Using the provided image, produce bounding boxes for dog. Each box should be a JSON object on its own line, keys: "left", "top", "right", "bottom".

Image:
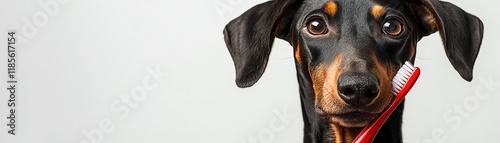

{"left": 223, "top": 0, "right": 483, "bottom": 142}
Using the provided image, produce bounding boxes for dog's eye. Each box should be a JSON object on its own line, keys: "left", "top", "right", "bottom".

{"left": 307, "top": 19, "right": 328, "bottom": 35}
{"left": 382, "top": 20, "right": 403, "bottom": 36}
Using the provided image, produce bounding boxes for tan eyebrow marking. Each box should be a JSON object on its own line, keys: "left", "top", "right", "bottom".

{"left": 324, "top": 1, "right": 338, "bottom": 17}
{"left": 371, "top": 4, "right": 385, "bottom": 19}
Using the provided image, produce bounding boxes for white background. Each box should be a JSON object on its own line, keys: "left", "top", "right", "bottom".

{"left": 0, "top": 0, "right": 498, "bottom": 143}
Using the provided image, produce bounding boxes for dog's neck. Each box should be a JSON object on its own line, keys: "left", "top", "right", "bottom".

{"left": 329, "top": 124, "right": 364, "bottom": 143}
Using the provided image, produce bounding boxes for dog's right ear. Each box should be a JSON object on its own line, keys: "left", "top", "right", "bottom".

{"left": 223, "top": 0, "right": 303, "bottom": 88}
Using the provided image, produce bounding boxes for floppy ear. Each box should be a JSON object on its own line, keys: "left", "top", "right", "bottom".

{"left": 411, "top": 0, "right": 484, "bottom": 81}
{"left": 223, "top": 0, "right": 302, "bottom": 88}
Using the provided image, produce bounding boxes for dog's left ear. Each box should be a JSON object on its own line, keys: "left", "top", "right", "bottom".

{"left": 223, "top": 0, "right": 302, "bottom": 88}
{"left": 411, "top": 0, "right": 484, "bottom": 81}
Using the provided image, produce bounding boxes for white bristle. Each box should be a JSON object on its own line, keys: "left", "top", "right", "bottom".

{"left": 392, "top": 61, "right": 416, "bottom": 94}
{"left": 405, "top": 62, "right": 415, "bottom": 70}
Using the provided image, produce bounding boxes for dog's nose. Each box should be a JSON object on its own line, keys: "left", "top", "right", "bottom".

{"left": 337, "top": 72, "right": 380, "bottom": 106}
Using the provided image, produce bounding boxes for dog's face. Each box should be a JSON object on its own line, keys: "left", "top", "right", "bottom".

{"left": 292, "top": 0, "right": 420, "bottom": 127}
{"left": 224, "top": 0, "right": 482, "bottom": 128}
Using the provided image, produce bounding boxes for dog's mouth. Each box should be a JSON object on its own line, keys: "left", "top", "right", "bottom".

{"left": 316, "top": 107, "right": 379, "bottom": 127}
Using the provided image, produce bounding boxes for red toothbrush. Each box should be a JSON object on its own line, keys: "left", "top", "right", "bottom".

{"left": 353, "top": 61, "right": 421, "bottom": 143}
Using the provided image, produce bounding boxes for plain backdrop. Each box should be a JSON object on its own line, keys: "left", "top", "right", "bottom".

{"left": 0, "top": 0, "right": 498, "bottom": 143}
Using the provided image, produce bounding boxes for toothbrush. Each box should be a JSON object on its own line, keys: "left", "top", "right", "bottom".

{"left": 353, "top": 61, "right": 421, "bottom": 143}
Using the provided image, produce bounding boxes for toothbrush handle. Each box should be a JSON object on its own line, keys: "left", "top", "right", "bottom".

{"left": 352, "top": 93, "right": 405, "bottom": 143}
{"left": 353, "top": 68, "right": 420, "bottom": 143}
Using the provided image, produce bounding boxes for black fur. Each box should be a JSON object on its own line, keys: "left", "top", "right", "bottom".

{"left": 223, "top": 0, "right": 483, "bottom": 142}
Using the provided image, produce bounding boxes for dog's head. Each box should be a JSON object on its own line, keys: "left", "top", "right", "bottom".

{"left": 223, "top": 0, "right": 483, "bottom": 127}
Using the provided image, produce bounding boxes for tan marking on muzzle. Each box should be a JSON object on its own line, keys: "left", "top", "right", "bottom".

{"left": 310, "top": 54, "right": 343, "bottom": 113}
{"left": 295, "top": 42, "right": 303, "bottom": 65}
{"left": 369, "top": 53, "right": 396, "bottom": 110}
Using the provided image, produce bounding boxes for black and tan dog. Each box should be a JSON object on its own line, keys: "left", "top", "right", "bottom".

{"left": 223, "top": 0, "right": 483, "bottom": 142}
